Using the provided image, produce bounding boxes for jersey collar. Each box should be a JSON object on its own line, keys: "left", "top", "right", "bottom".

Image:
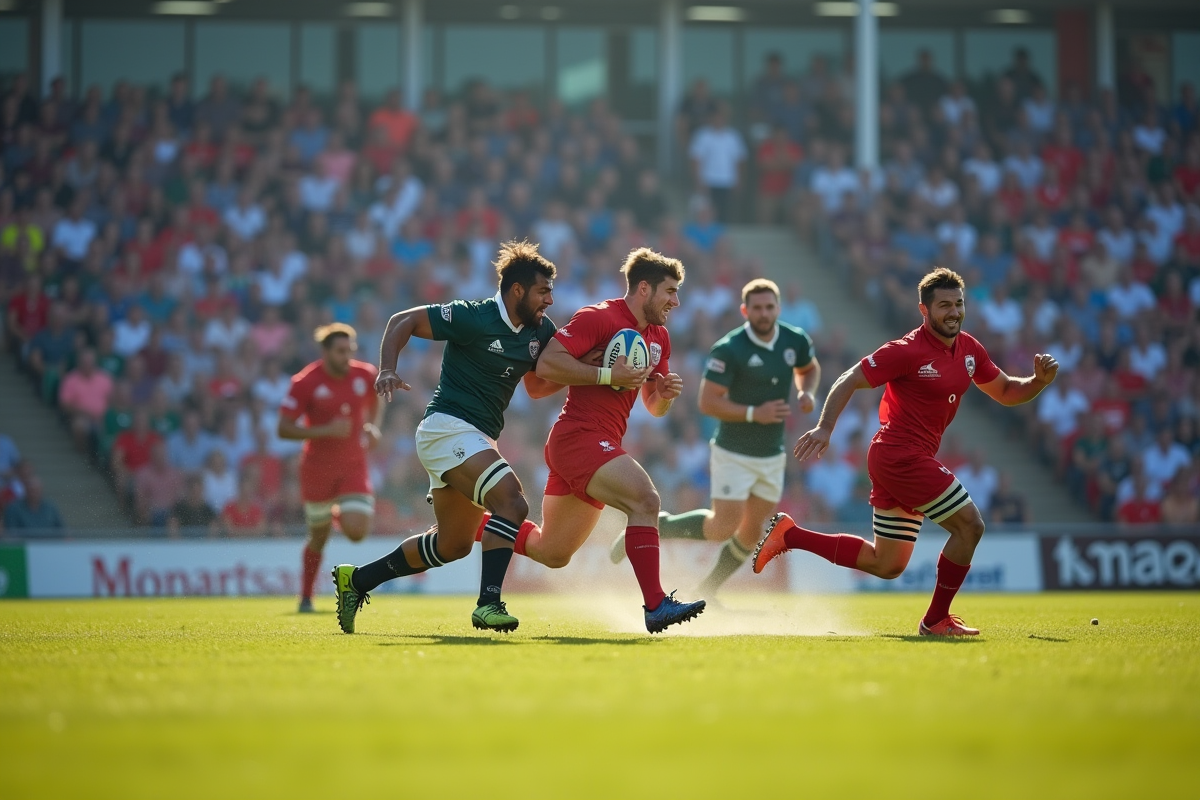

{"left": 493, "top": 291, "right": 523, "bottom": 333}
{"left": 918, "top": 323, "right": 956, "bottom": 354}
{"left": 743, "top": 322, "right": 780, "bottom": 351}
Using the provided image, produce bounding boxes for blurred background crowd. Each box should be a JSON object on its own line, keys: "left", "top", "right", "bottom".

{"left": 1, "top": 39, "right": 1197, "bottom": 534}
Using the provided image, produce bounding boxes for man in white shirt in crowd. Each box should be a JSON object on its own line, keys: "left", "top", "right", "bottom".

{"left": 368, "top": 160, "right": 423, "bottom": 239}
{"left": 936, "top": 206, "right": 978, "bottom": 261}
{"left": 203, "top": 303, "right": 249, "bottom": 354}
{"left": 112, "top": 303, "right": 152, "bottom": 358}
{"left": 223, "top": 189, "right": 266, "bottom": 242}
{"left": 804, "top": 442, "right": 858, "bottom": 516}
{"left": 963, "top": 142, "right": 1002, "bottom": 195}
{"left": 689, "top": 105, "right": 747, "bottom": 224}
{"left": 939, "top": 80, "right": 976, "bottom": 128}
{"left": 1128, "top": 322, "right": 1167, "bottom": 382}
{"left": 810, "top": 145, "right": 860, "bottom": 216}
{"left": 979, "top": 280, "right": 1024, "bottom": 344}
{"left": 531, "top": 199, "right": 578, "bottom": 261}
{"left": 1022, "top": 211, "right": 1059, "bottom": 261}
{"left": 1141, "top": 427, "right": 1192, "bottom": 494}
{"left": 956, "top": 450, "right": 999, "bottom": 515}
{"left": 1036, "top": 370, "right": 1090, "bottom": 441}
{"left": 1003, "top": 140, "right": 1044, "bottom": 191}
{"left": 1106, "top": 268, "right": 1157, "bottom": 319}
{"left": 51, "top": 196, "right": 97, "bottom": 266}
{"left": 1097, "top": 207, "right": 1135, "bottom": 265}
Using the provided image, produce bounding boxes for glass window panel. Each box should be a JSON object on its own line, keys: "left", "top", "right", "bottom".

{"left": 194, "top": 22, "right": 291, "bottom": 98}
{"left": 1173, "top": 32, "right": 1200, "bottom": 97}
{"left": 443, "top": 26, "right": 545, "bottom": 96}
{"left": 300, "top": 24, "right": 336, "bottom": 96}
{"left": 80, "top": 20, "right": 185, "bottom": 94}
{"left": 556, "top": 27, "right": 606, "bottom": 106}
{"left": 684, "top": 26, "right": 735, "bottom": 95}
{"left": 963, "top": 29, "right": 1056, "bottom": 97}
{"left": 879, "top": 30, "right": 956, "bottom": 82}
{"left": 0, "top": 18, "right": 29, "bottom": 79}
{"left": 743, "top": 29, "right": 847, "bottom": 85}
{"left": 631, "top": 27, "right": 657, "bottom": 84}
{"left": 356, "top": 23, "right": 402, "bottom": 102}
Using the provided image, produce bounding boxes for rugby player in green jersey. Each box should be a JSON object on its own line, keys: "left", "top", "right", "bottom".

{"left": 612, "top": 278, "right": 821, "bottom": 598}
{"left": 331, "top": 241, "right": 562, "bottom": 633}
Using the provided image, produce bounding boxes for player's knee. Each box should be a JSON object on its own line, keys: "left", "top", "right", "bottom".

{"left": 875, "top": 562, "right": 906, "bottom": 580}
{"left": 956, "top": 516, "right": 985, "bottom": 547}
{"left": 341, "top": 520, "right": 371, "bottom": 541}
{"left": 626, "top": 489, "right": 661, "bottom": 519}
{"left": 439, "top": 537, "right": 474, "bottom": 562}
{"left": 539, "top": 550, "right": 572, "bottom": 569}
{"left": 488, "top": 493, "right": 529, "bottom": 525}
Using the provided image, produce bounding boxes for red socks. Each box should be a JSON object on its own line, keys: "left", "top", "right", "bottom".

{"left": 475, "top": 512, "right": 538, "bottom": 556}
{"left": 923, "top": 553, "right": 971, "bottom": 626}
{"left": 300, "top": 545, "right": 322, "bottom": 600}
{"left": 624, "top": 526, "right": 667, "bottom": 610}
{"left": 784, "top": 526, "right": 866, "bottom": 569}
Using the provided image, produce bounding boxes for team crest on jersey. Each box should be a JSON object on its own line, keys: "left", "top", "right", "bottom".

{"left": 441, "top": 305, "right": 452, "bottom": 322}
{"left": 314, "top": 384, "right": 333, "bottom": 398}
{"left": 965, "top": 354, "right": 976, "bottom": 378}
{"left": 529, "top": 340, "right": 540, "bottom": 359}
{"left": 453, "top": 446, "right": 466, "bottom": 460}
{"left": 784, "top": 348, "right": 796, "bottom": 366}
{"left": 649, "top": 343, "right": 662, "bottom": 366}
{"left": 352, "top": 377, "right": 367, "bottom": 396}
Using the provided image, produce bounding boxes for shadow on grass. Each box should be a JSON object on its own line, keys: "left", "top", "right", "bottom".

{"left": 370, "top": 634, "right": 655, "bottom": 647}
{"left": 1026, "top": 635, "right": 1071, "bottom": 643}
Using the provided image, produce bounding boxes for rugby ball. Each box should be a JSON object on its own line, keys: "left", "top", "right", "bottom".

{"left": 603, "top": 328, "right": 649, "bottom": 391}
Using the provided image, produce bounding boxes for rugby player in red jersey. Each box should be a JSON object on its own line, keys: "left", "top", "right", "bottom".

{"left": 278, "top": 324, "right": 384, "bottom": 613}
{"left": 752, "top": 268, "right": 1059, "bottom": 635}
{"left": 474, "top": 248, "right": 706, "bottom": 633}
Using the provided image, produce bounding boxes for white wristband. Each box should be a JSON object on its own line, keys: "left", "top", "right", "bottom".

{"left": 745, "top": 405, "right": 755, "bottom": 423}
{"left": 597, "top": 367, "right": 612, "bottom": 386}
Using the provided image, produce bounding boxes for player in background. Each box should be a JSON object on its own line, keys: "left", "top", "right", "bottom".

{"left": 331, "top": 241, "right": 560, "bottom": 634}
{"left": 753, "top": 268, "right": 1058, "bottom": 635}
{"left": 611, "top": 278, "right": 820, "bottom": 600}
{"left": 278, "top": 324, "right": 385, "bottom": 613}
{"left": 474, "top": 248, "right": 707, "bottom": 633}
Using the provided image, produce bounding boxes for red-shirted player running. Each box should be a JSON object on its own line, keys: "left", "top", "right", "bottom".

{"left": 752, "top": 268, "right": 1059, "bottom": 635}
{"left": 278, "top": 324, "right": 384, "bottom": 612}
{"left": 477, "top": 248, "right": 706, "bottom": 633}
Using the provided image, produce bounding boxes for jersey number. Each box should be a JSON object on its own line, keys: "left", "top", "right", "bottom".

{"left": 501, "top": 366, "right": 513, "bottom": 378}
{"left": 948, "top": 394, "right": 957, "bottom": 404}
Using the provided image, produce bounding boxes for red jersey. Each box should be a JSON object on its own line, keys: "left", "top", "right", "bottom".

{"left": 552, "top": 299, "right": 671, "bottom": 441}
{"left": 859, "top": 326, "right": 1001, "bottom": 457}
{"left": 280, "top": 359, "right": 379, "bottom": 466}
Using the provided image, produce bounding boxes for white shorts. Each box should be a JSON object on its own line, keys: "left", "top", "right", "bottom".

{"left": 415, "top": 412, "right": 498, "bottom": 493}
{"left": 710, "top": 443, "right": 787, "bottom": 503}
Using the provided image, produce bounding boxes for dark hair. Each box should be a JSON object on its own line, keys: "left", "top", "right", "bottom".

{"left": 313, "top": 323, "right": 356, "bottom": 348}
{"left": 621, "top": 247, "right": 685, "bottom": 293}
{"left": 918, "top": 267, "right": 966, "bottom": 307}
{"left": 741, "top": 278, "right": 780, "bottom": 305}
{"left": 495, "top": 239, "right": 556, "bottom": 294}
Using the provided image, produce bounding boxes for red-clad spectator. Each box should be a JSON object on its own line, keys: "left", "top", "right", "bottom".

{"left": 454, "top": 187, "right": 501, "bottom": 239}
{"left": 123, "top": 218, "right": 165, "bottom": 274}
{"left": 185, "top": 181, "right": 219, "bottom": 230}
{"left": 1116, "top": 472, "right": 1161, "bottom": 525}
{"left": 1034, "top": 166, "right": 1069, "bottom": 213}
{"left": 193, "top": 276, "right": 238, "bottom": 322}
{"left": 1173, "top": 144, "right": 1200, "bottom": 202}
{"left": 996, "top": 172, "right": 1027, "bottom": 221}
{"left": 1058, "top": 212, "right": 1095, "bottom": 259}
{"left": 219, "top": 126, "right": 257, "bottom": 172}
{"left": 134, "top": 441, "right": 184, "bottom": 526}
{"left": 183, "top": 122, "right": 219, "bottom": 170}
{"left": 1128, "top": 242, "right": 1159, "bottom": 285}
{"left": 503, "top": 90, "right": 541, "bottom": 136}
{"left": 1041, "top": 126, "right": 1084, "bottom": 187}
{"left": 221, "top": 474, "right": 266, "bottom": 537}
{"left": 756, "top": 125, "right": 802, "bottom": 224}
{"left": 1016, "top": 238, "right": 1051, "bottom": 284}
{"left": 6, "top": 273, "right": 48, "bottom": 350}
{"left": 361, "top": 125, "right": 398, "bottom": 176}
{"left": 1089, "top": 376, "right": 1132, "bottom": 434}
{"left": 367, "top": 89, "right": 417, "bottom": 152}
{"left": 240, "top": 429, "right": 283, "bottom": 502}
{"left": 112, "top": 408, "right": 162, "bottom": 494}
{"left": 206, "top": 352, "right": 243, "bottom": 401}
{"left": 59, "top": 348, "right": 115, "bottom": 449}
{"left": 1159, "top": 272, "right": 1193, "bottom": 335}
{"left": 1173, "top": 211, "right": 1200, "bottom": 266}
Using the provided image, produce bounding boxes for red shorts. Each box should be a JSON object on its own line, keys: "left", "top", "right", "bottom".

{"left": 544, "top": 425, "right": 626, "bottom": 510}
{"left": 299, "top": 458, "right": 372, "bottom": 504}
{"left": 866, "top": 442, "right": 956, "bottom": 517}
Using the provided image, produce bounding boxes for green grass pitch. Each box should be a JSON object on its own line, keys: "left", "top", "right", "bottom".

{"left": 1, "top": 593, "right": 1197, "bottom": 799}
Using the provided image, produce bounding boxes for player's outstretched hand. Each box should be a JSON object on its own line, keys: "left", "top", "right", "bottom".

{"left": 1034, "top": 353, "right": 1059, "bottom": 385}
{"left": 754, "top": 399, "right": 791, "bottom": 423}
{"left": 793, "top": 426, "right": 831, "bottom": 462}
{"left": 375, "top": 368, "right": 411, "bottom": 401}
{"left": 652, "top": 372, "right": 683, "bottom": 401}
{"left": 611, "top": 356, "right": 651, "bottom": 390}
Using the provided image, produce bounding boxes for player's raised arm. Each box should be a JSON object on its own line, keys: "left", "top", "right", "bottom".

{"left": 976, "top": 353, "right": 1059, "bottom": 406}
{"left": 793, "top": 357, "right": 822, "bottom": 414}
{"left": 794, "top": 362, "right": 871, "bottom": 462}
{"left": 535, "top": 338, "right": 649, "bottom": 389}
{"left": 375, "top": 305, "right": 436, "bottom": 400}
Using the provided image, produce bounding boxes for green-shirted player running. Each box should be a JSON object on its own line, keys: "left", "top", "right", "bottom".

{"left": 331, "top": 241, "right": 563, "bottom": 634}
{"left": 612, "top": 278, "right": 821, "bottom": 598}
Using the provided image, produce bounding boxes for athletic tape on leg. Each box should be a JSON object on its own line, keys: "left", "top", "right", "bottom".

{"left": 915, "top": 479, "right": 973, "bottom": 524}
{"left": 416, "top": 531, "right": 446, "bottom": 568}
{"left": 873, "top": 509, "right": 922, "bottom": 542}
{"left": 473, "top": 460, "right": 513, "bottom": 507}
{"left": 483, "top": 514, "right": 520, "bottom": 543}
{"left": 304, "top": 501, "right": 334, "bottom": 526}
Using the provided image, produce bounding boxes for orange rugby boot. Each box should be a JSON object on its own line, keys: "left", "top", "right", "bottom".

{"left": 751, "top": 512, "right": 797, "bottom": 574}
{"left": 918, "top": 614, "right": 980, "bottom": 636}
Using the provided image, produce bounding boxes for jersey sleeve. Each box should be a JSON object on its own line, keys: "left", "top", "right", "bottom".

{"left": 652, "top": 334, "right": 671, "bottom": 378}
{"left": 703, "top": 341, "right": 734, "bottom": 388}
{"left": 279, "top": 374, "right": 310, "bottom": 422}
{"left": 426, "top": 300, "right": 485, "bottom": 345}
{"left": 360, "top": 364, "right": 380, "bottom": 417}
{"left": 970, "top": 340, "right": 1002, "bottom": 385}
{"left": 860, "top": 339, "right": 912, "bottom": 388}
{"left": 789, "top": 327, "right": 815, "bottom": 370}
{"left": 553, "top": 305, "right": 609, "bottom": 360}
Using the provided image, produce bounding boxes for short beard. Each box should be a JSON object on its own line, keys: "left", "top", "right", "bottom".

{"left": 930, "top": 317, "right": 961, "bottom": 339}
{"left": 643, "top": 300, "right": 666, "bottom": 326}
{"left": 750, "top": 319, "right": 776, "bottom": 337}
{"left": 516, "top": 297, "right": 541, "bottom": 327}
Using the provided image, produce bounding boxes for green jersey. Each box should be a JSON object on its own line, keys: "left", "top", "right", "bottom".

{"left": 703, "top": 322, "right": 814, "bottom": 457}
{"left": 424, "top": 293, "right": 556, "bottom": 440}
